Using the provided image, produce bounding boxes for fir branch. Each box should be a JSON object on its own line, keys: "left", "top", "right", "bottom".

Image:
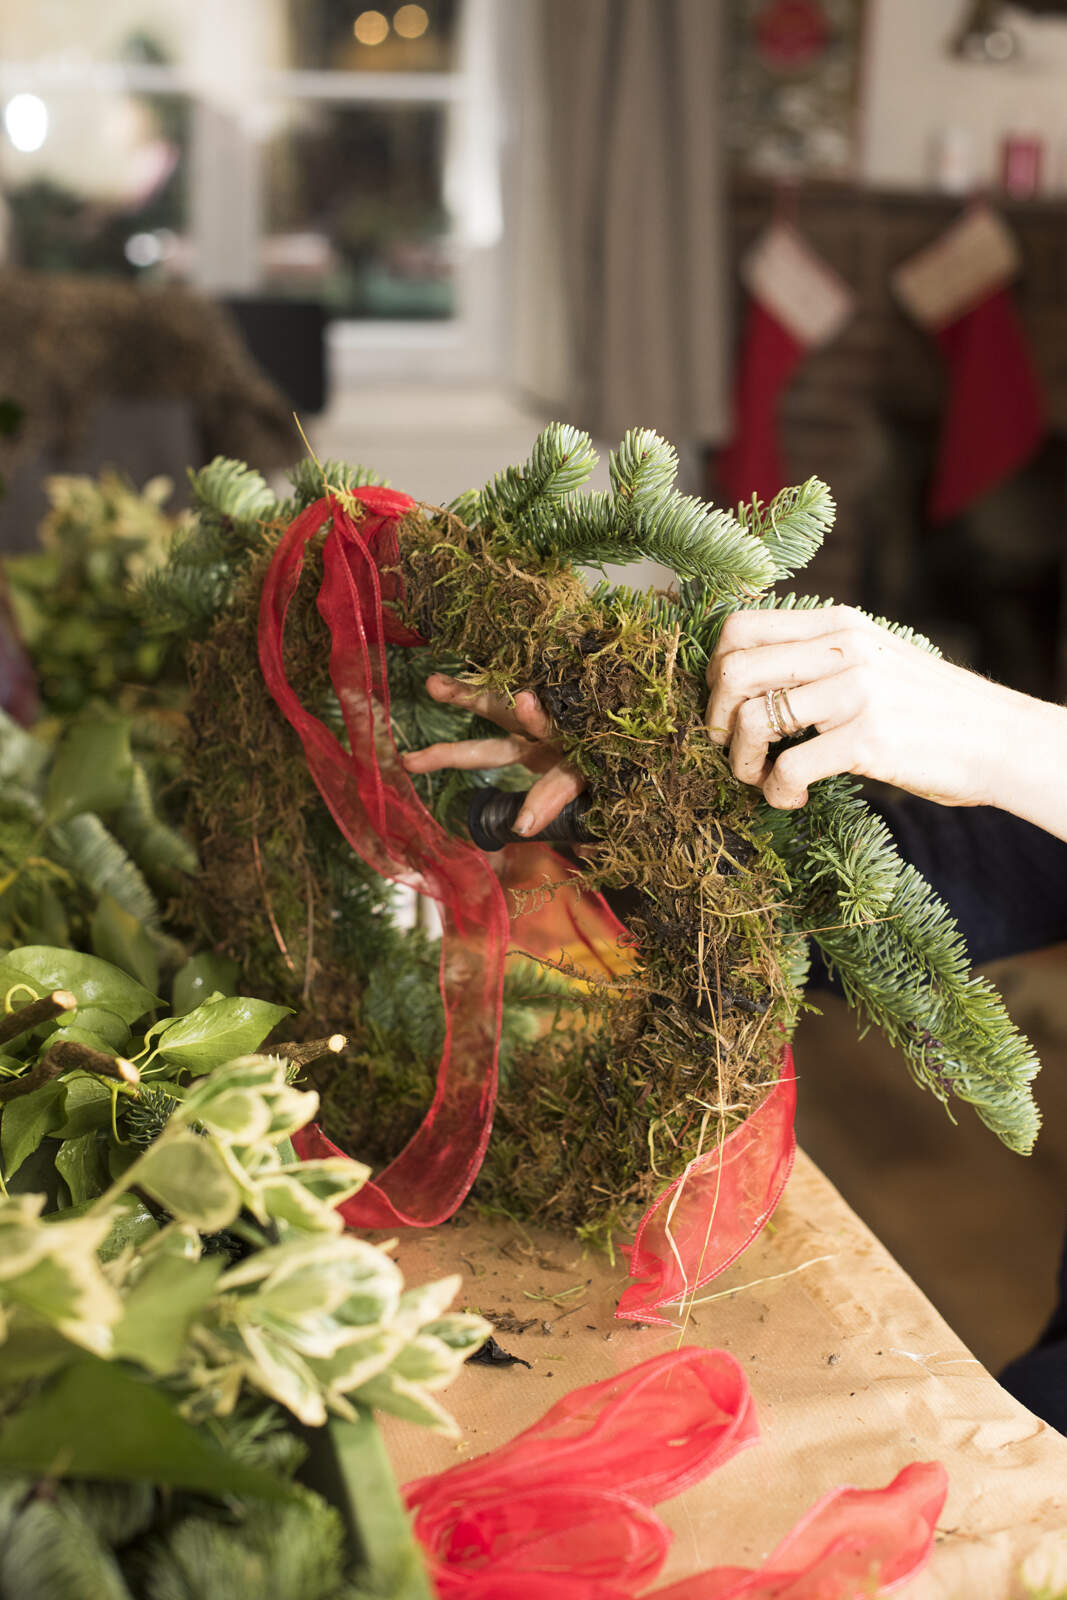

{"left": 289, "top": 458, "right": 388, "bottom": 509}
{"left": 190, "top": 458, "right": 276, "bottom": 526}
{"left": 479, "top": 423, "right": 598, "bottom": 528}
{"left": 112, "top": 763, "right": 198, "bottom": 884}
{"left": 629, "top": 491, "right": 776, "bottom": 592}
{"left": 740, "top": 478, "right": 836, "bottom": 583}
{"left": 765, "top": 781, "right": 1042, "bottom": 1154}
{"left": 515, "top": 491, "right": 620, "bottom": 565}
{"left": 608, "top": 428, "right": 680, "bottom": 513}
{"left": 47, "top": 813, "right": 160, "bottom": 930}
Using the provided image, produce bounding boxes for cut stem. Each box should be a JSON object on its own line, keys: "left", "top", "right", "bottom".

{"left": 0, "top": 989, "right": 77, "bottom": 1047}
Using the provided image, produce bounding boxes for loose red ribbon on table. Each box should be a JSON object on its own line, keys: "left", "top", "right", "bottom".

{"left": 406, "top": 1348, "right": 948, "bottom": 1599}
{"left": 259, "top": 488, "right": 799, "bottom": 1296}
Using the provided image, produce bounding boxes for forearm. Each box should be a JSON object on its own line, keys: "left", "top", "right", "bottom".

{"left": 982, "top": 689, "right": 1067, "bottom": 843}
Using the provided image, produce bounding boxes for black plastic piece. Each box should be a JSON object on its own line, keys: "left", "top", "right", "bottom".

{"left": 467, "top": 786, "right": 592, "bottom": 851}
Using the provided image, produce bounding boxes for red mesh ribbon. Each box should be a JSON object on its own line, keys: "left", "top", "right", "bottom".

{"left": 406, "top": 1349, "right": 946, "bottom": 1599}
{"left": 258, "top": 490, "right": 510, "bottom": 1228}
{"left": 651, "top": 1461, "right": 948, "bottom": 1600}
{"left": 617, "top": 1051, "right": 797, "bottom": 1325}
{"left": 406, "top": 1349, "right": 759, "bottom": 1598}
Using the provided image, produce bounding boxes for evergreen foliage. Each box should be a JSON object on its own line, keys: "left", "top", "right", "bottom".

{"left": 738, "top": 477, "right": 835, "bottom": 583}
{"left": 289, "top": 458, "right": 388, "bottom": 509}
{"left": 427, "top": 421, "right": 1041, "bottom": 1156}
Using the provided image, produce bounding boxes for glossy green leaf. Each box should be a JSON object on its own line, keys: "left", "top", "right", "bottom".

{"left": 97, "top": 1194, "right": 159, "bottom": 1261}
{"left": 64, "top": 1005, "right": 130, "bottom": 1050}
{"left": 89, "top": 893, "right": 160, "bottom": 994}
{"left": 113, "top": 1254, "right": 223, "bottom": 1375}
{"left": 132, "top": 1131, "right": 243, "bottom": 1231}
{"left": 172, "top": 952, "right": 240, "bottom": 1016}
{"left": 0, "top": 948, "right": 158, "bottom": 1024}
{"left": 52, "top": 1075, "right": 112, "bottom": 1140}
{"left": 0, "top": 1359, "right": 294, "bottom": 1498}
{"left": 45, "top": 718, "right": 134, "bottom": 823}
{"left": 156, "top": 996, "right": 292, "bottom": 1073}
{"left": 55, "top": 1133, "right": 111, "bottom": 1208}
{"left": 42, "top": 1023, "right": 117, "bottom": 1058}
{"left": 1, "top": 1080, "right": 66, "bottom": 1179}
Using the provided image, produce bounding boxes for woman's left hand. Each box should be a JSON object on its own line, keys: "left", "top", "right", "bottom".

{"left": 401, "top": 674, "right": 586, "bottom": 836}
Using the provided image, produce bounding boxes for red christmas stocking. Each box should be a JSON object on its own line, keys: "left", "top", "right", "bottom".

{"left": 717, "top": 222, "right": 853, "bottom": 507}
{"left": 892, "top": 205, "right": 1046, "bottom": 524}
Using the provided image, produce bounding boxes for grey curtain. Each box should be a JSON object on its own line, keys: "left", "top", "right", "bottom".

{"left": 514, "top": 0, "right": 730, "bottom": 449}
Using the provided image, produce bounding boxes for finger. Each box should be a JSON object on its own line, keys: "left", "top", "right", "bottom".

{"left": 513, "top": 689, "right": 554, "bottom": 741}
{"left": 706, "top": 604, "right": 867, "bottom": 685}
{"left": 762, "top": 727, "right": 869, "bottom": 810}
{"left": 513, "top": 763, "right": 586, "bottom": 836}
{"left": 706, "top": 630, "right": 882, "bottom": 746}
{"left": 727, "top": 669, "right": 868, "bottom": 785}
{"left": 402, "top": 736, "right": 533, "bottom": 774}
{"left": 425, "top": 674, "right": 527, "bottom": 736}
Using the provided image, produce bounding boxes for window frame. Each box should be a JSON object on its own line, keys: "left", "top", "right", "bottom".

{"left": 0, "top": 0, "right": 512, "bottom": 386}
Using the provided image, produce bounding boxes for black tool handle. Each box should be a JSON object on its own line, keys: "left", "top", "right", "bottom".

{"left": 467, "top": 786, "right": 592, "bottom": 851}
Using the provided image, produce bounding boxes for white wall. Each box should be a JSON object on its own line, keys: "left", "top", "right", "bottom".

{"left": 861, "top": 0, "right": 1067, "bottom": 192}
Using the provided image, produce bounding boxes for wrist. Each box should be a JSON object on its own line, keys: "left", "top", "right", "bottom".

{"left": 984, "top": 689, "right": 1067, "bottom": 840}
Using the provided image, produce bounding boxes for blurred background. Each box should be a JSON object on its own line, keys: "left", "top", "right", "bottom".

{"left": 3, "top": 0, "right": 1067, "bottom": 1376}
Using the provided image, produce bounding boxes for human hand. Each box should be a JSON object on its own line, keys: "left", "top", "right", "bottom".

{"left": 400, "top": 674, "right": 585, "bottom": 836}
{"left": 704, "top": 605, "right": 1023, "bottom": 812}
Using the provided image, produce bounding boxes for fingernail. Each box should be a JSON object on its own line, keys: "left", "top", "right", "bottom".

{"left": 513, "top": 809, "right": 533, "bottom": 836}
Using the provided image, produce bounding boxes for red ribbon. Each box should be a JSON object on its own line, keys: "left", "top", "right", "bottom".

{"left": 617, "top": 1051, "right": 797, "bottom": 1325}
{"left": 405, "top": 1348, "right": 947, "bottom": 1599}
{"left": 258, "top": 490, "right": 509, "bottom": 1228}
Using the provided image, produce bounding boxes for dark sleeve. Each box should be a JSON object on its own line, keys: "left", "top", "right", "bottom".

{"left": 866, "top": 795, "right": 1067, "bottom": 965}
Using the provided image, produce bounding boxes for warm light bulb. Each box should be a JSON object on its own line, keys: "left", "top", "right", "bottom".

{"left": 394, "top": 4, "right": 429, "bottom": 39}
{"left": 3, "top": 93, "right": 48, "bottom": 153}
{"left": 354, "top": 10, "right": 390, "bottom": 45}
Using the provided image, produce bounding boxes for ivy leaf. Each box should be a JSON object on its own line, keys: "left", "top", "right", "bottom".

{"left": 52, "top": 1075, "right": 112, "bottom": 1141}
{"left": 0, "top": 948, "right": 159, "bottom": 1025}
{"left": 0, "top": 1359, "right": 294, "bottom": 1499}
{"left": 97, "top": 1194, "right": 159, "bottom": 1261}
{"left": 62, "top": 1005, "right": 130, "bottom": 1051}
{"left": 155, "top": 997, "right": 292, "bottom": 1074}
{"left": 89, "top": 893, "right": 160, "bottom": 994}
{"left": 1, "top": 1080, "right": 67, "bottom": 1179}
{"left": 132, "top": 1131, "right": 243, "bottom": 1231}
{"left": 45, "top": 718, "right": 134, "bottom": 823}
{"left": 42, "top": 1024, "right": 117, "bottom": 1058}
{"left": 172, "top": 952, "right": 240, "bottom": 1016}
{"left": 55, "top": 1132, "right": 111, "bottom": 1208}
{"left": 112, "top": 1255, "right": 224, "bottom": 1375}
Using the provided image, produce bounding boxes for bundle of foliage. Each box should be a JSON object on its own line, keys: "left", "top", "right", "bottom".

{"left": 0, "top": 943, "right": 486, "bottom": 1598}
{"left": 124, "top": 431, "right": 1041, "bottom": 1247}
{"left": 0, "top": 706, "right": 194, "bottom": 988}
{"left": 2, "top": 471, "right": 183, "bottom": 714}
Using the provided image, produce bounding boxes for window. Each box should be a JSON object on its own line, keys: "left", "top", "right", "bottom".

{"left": 0, "top": 0, "right": 509, "bottom": 381}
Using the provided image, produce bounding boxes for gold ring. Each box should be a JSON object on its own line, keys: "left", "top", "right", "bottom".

{"left": 776, "top": 686, "right": 801, "bottom": 735}
{"left": 764, "top": 688, "right": 786, "bottom": 738}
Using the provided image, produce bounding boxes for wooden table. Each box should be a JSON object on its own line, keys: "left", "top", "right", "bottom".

{"left": 384, "top": 1152, "right": 1067, "bottom": 1596}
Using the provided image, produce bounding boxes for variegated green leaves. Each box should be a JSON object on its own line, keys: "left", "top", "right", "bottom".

{"left": 0, "top": 1052, "right": 489, "bottom": 1433}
